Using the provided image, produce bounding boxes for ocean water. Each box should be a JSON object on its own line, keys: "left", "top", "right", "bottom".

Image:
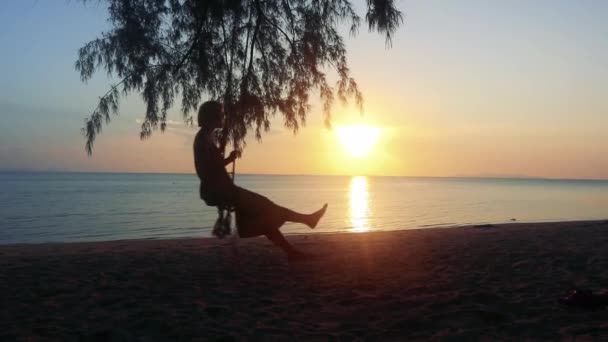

{"left": 1, "top": 172, "right": 607, "bottom": 244}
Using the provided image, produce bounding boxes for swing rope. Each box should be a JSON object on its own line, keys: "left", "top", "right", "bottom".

{"left": 211, "top": 118, "right": 238, "bottom": 240}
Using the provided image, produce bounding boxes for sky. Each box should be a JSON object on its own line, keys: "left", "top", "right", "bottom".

{"left": 0, "top": 0, "right": 607, "bottom": 179}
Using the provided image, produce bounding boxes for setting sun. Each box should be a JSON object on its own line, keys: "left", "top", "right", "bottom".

{"left": 336, "top": 125, "right": 381, "bottom": 157}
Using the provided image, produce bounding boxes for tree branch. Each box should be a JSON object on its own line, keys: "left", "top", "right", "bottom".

{"left": 173, "top": 14, "right": 207, "bottom": 74}
{"left": 247, "top": 1, "right": 263, "bottom": 79}
{"left": 257, "top": 5, "right": 296, "bottom": 54}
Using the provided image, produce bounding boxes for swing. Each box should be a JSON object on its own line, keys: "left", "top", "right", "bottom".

{"left": 208, "top": 105, "right": 282, "bottom": 240}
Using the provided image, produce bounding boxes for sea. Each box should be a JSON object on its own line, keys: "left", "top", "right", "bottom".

{"left": 1, "top": 172, "right": 607, "bottom": 244}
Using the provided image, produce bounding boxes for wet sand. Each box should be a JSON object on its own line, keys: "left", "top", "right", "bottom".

{"left": 2, "top": 220, "right": 608, "bottom": 340}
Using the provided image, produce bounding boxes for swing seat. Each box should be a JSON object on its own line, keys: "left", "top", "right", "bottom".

{"left": 200, "top": 184, "right": 236, "bottom": 207}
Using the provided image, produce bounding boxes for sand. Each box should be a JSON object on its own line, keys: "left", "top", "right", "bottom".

{"left": 1, "top": 220, "right": 608, "bottom": 341}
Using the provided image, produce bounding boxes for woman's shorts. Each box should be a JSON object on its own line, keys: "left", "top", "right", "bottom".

{"left": 234, "top": 187, "right": 286, "bottom": 237}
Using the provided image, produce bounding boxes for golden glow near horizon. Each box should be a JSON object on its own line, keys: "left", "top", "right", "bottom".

{"left": 5, "top": 2, "right": 608, "bottom": 180}
{"left": 336, "top": 125, "right": 381, "bottom": 158}
{"left": 349, "top": 176, "right": 371, "bottom": 233}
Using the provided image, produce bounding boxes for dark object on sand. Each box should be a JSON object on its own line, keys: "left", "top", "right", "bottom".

{"left": 559, "top": 288, "right": 608, "bottom": 310}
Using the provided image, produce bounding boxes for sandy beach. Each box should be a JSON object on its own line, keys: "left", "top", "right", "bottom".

{"left": 2, "top": 220, "right": 608, "bottom": 340}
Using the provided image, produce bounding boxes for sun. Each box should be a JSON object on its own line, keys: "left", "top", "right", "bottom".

{"left": 336, "top": 125, "right": 381, "bottom": 157}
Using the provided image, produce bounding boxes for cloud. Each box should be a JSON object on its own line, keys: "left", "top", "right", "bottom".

{"left": 166, "top": 120, "right": 186, "bottom": 126}
{"left": 134, "top": 118, "right": 188, "bottom": 127}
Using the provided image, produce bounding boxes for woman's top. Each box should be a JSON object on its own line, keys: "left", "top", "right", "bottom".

{"left": 193, "top": 130, "right": 235, "bottom": 206}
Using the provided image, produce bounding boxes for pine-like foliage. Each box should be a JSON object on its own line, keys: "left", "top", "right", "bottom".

{"left": 76, "top": 0, "right": 402, "bottom": 154}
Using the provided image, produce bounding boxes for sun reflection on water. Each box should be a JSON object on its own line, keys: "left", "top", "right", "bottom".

{"left": 349, "top": 176, "right": 371, "bottom": 233}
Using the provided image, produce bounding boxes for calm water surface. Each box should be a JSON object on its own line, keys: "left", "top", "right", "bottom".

{"left": 1, "top": 172, "right": 607, "bottom": 244}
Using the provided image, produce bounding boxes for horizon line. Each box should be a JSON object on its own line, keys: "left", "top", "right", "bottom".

{"left": 1, "top": 170, "right": 607, "bottom": 182}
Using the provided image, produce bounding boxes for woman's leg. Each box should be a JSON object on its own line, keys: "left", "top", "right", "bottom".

{"left": 236, "top": 186, "right": 327, "bottom": 229}
{"left": 265, "top": 228, "right": 299, "bottom": 255}
{"left": 281, "top": 204, "right": 328, "bottom": 229}
{"left": 265, "top": 228, "right": 310, "bottom": 260}
{"left": 264, "top": 204, "right": 326, "bottom": 257}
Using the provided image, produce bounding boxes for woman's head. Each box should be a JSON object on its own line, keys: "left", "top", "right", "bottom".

{"left": 198, "top": 101, "right": 223, "bottom": 129}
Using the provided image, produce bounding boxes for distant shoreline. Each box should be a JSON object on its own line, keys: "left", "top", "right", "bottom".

{"left": 2, "top": 219, "right": 607, "bottom": 248}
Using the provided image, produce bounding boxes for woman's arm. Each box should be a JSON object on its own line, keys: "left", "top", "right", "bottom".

{"left": 224, "top": 151, "right": 238, "bottom": 166}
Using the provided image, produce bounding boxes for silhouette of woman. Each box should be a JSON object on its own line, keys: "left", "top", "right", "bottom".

{"left": 193, "top": 101, "right": 327, "bottom": 260}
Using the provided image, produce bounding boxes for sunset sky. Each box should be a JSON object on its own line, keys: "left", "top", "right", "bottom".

{"left": 1, "top": 1, "right": 607, "bottom": 179}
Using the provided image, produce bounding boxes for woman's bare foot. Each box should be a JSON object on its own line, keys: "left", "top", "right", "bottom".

{"left": 308, "top": 203, "right": 328, "bottom": 229}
